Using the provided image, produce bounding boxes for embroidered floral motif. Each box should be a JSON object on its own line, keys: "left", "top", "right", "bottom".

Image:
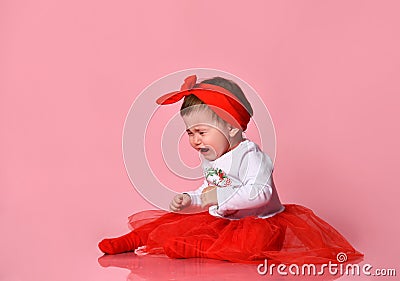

{"left": 204, "top": 167, "right": 232, "bottom": 187}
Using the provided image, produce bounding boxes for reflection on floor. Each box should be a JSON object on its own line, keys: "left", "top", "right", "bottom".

{"left": 98, "top": 252, "right": 347, "bottom": 281}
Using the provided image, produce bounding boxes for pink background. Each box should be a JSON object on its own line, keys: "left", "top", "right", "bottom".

{"left": 1, "top": 1, "right": 399, "bottom": 280}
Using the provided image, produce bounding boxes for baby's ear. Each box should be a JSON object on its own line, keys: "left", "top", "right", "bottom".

{"left": 228, "top": 126, "right": 241, "bottom": 138}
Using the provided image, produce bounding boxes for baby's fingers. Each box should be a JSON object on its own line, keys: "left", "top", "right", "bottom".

{"left": 174, "top": 194, "right": 183, "bottom": 203}
{"left": 169, "top": 203, "right": 180, "bottom": 212}
{"left": 170, "top": 199, "right": 182, "bottom": 211}
{"left": 182, "top": 194, "right": 191, "bottom": 206}
{"left": 170, "top": 205, "right": 180, "bottom": 212}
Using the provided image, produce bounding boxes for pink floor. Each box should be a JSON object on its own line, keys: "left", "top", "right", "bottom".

{"left": 1, "top": 0, "right": 400, "bottom": 280}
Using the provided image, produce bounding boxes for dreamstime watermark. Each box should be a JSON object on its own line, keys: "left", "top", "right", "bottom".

{"left": 257, "top": 253, "right": 396, "bottom": 277}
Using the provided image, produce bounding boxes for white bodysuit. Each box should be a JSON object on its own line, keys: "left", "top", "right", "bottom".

{"left": 185, "top": 140, "right": 284, "bottom": 219}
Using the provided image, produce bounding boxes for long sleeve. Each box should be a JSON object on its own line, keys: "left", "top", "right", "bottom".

{"left": 216, "top": 148, "right": 273, "bottom": 216}
{"left": 183, "top": 179, "right": 209, "bottom": 206}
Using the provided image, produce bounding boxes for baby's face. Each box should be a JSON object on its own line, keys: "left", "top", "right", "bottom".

{"left": 182, "top": 111, "right": 230, "bottom": 161}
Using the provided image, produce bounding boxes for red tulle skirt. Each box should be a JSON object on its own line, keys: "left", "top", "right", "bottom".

{"left": 127, "top": 204, "right": 363, "bottom": 264}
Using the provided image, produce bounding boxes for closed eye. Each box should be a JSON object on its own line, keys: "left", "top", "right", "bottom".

{"left": 186, "top": 128, "right": 207, "bottom": 136}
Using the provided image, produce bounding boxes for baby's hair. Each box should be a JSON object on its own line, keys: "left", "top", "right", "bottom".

{"left": 180, "top": 77, "right": 253, "bottom": 127}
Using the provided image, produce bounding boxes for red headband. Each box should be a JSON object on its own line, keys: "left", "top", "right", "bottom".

{"left": 156, "top": 75, "right": 251, "bottom": 130}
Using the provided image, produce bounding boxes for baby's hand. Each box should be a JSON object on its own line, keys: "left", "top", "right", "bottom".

{"left": 201, "top": 186, "right": 218, "bottom": 208}
{"left": 169, "top": 193, "right": 191, "bottom": 212}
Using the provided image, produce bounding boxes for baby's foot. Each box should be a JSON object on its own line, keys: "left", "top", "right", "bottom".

{"left": 99, "top": 231, "right": 142, "bottom": 255}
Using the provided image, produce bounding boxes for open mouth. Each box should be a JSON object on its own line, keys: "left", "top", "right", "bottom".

{"left": 199, "top": 147, "right": 209, "bottom": 153}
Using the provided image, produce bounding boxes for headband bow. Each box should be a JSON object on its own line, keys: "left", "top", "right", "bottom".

{"left": 156, "top": 75, "right": 251, "bottom": 131}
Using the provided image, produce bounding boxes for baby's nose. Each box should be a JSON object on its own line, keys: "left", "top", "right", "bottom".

{"left": 194, "top": 134, "right": 202, "bottom": 144}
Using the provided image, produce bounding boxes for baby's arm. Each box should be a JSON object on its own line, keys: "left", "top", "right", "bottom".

{"left": 216, "top": 151, "right": 274, "bottom": 216}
